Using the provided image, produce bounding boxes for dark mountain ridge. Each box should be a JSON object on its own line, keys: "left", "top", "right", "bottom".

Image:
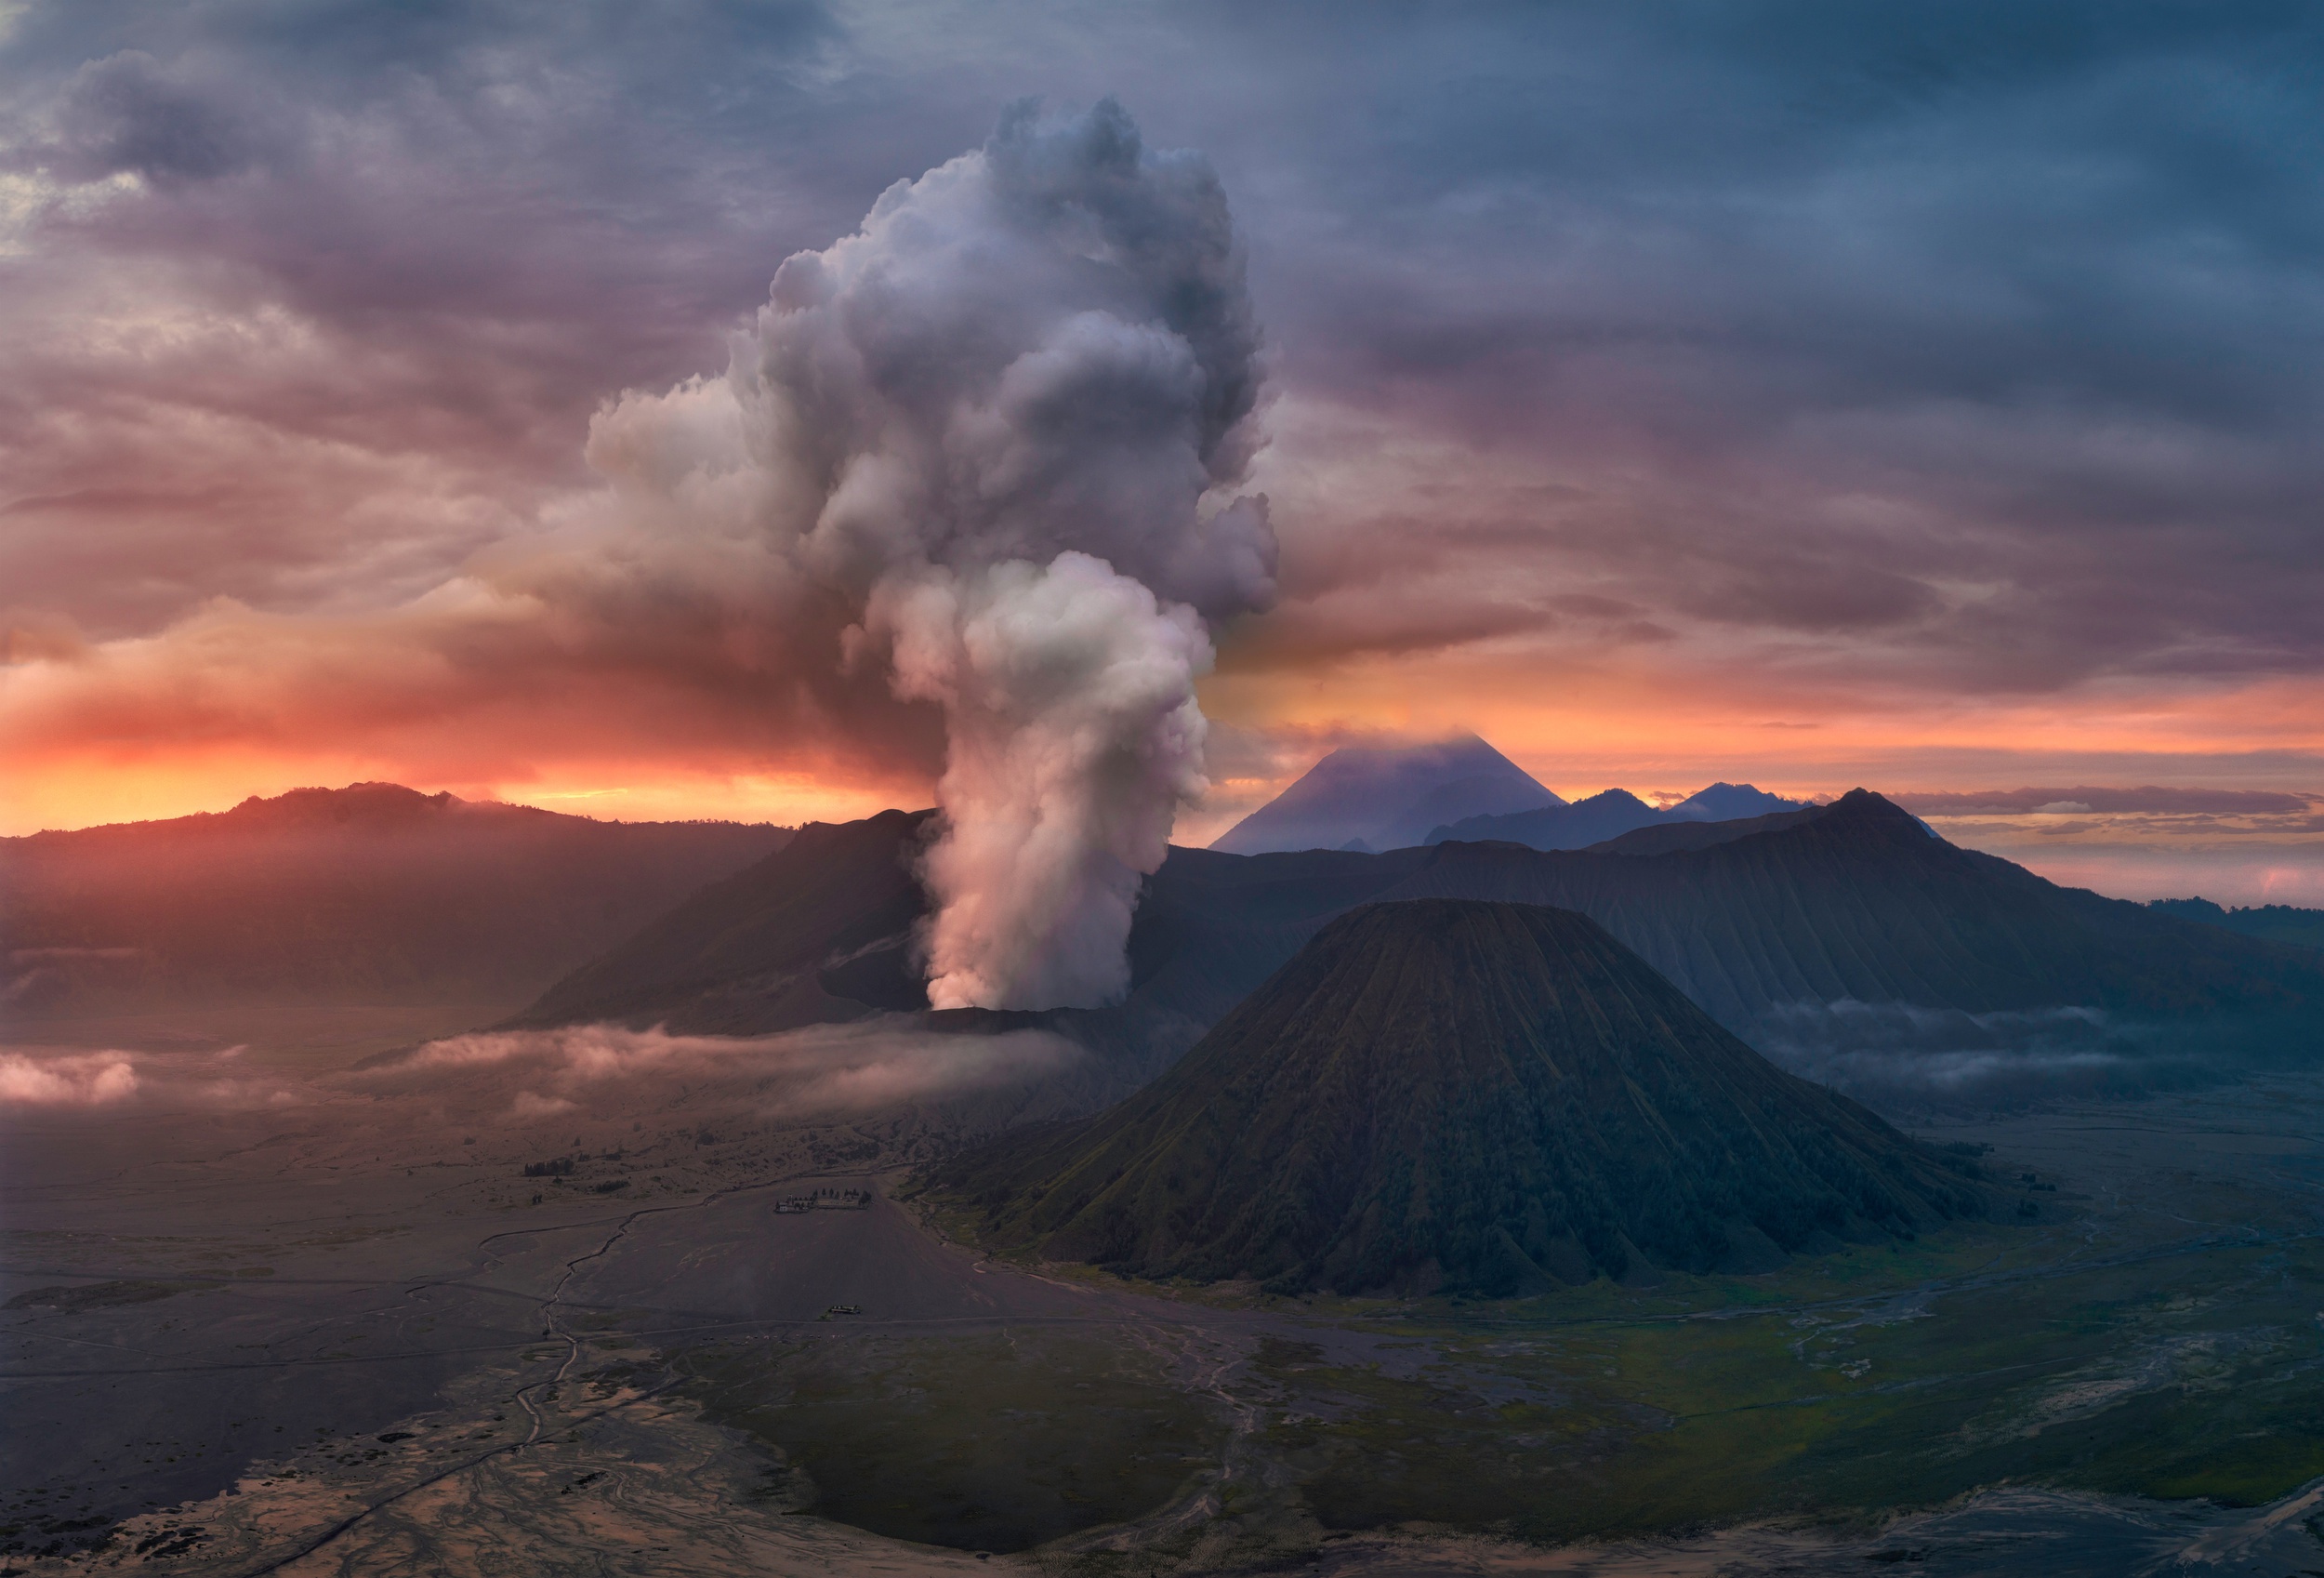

{"left": 1397, "top": 790, "right": 2324, "bottom": 1030}
{"left": 506, "top": 809, "right": 931, "bottom": 1032}
{"left": 1584, "top": 806, "right": 1823, "bottom": 856}
{"left": 513, "top": 789, "right": 2324, "bottom": 1107}
{"left": 2150, "top": 898, "right": 2324, "bottom": 953}
{"left": 921, "top": 900, "right": 1987, "bottom": 1295}
{"left": 1, "top": 784, "right": 789, "bottom": 1014}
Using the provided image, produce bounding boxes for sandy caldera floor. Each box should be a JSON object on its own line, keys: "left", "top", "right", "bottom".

{"left": 6, "top": 1002, "right": 2324, "bottom": 1577}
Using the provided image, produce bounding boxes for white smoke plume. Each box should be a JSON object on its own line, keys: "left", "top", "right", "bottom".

{"left": 589, "top": 98, "right": 1274, "bottom": 1008}
{"left": 878, "top": 554, "right": 1212, "bottom": 1007}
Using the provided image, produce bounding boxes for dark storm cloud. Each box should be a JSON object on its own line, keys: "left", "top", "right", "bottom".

{"left": 1248, "top": 1, "right": 2324, "bottom": 418}
{"left": 0, "top": 0, "right": 932, "bottom": 638}
{"left": 1197, "top": 1, "right": 2324, "bottom": 685}
{"left": 4, "top": 0, "right": 2320, "bottom": 693}
{"left": 47, "top": 48, "right": 277, "bottom": 185}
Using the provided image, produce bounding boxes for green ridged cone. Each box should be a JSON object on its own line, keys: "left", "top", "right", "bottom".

{"left": 927, "top": 899, "right": 1987, "bottom": 1296}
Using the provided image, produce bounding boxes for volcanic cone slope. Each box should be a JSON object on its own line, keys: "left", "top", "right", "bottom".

{"left": 505, "top": 809, "right": 934, "bottom": 1033}
{"left": 929, "top": 900, "right": 1986, "bottom": 1295}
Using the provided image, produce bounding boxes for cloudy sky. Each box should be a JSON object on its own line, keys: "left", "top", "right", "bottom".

{"left": 3, "top": 1, "right": 2319, "bottom": 900}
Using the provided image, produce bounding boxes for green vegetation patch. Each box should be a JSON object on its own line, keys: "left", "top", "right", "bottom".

{"left": 1242, "top": 1237, "right": 2324, "bottom": 1540}
{"left": 681, "top": 1330, "right": 1228, "bottom": 1552}
{"left": 1248, "top": 1335, "right": 1649, "bottom": 1534}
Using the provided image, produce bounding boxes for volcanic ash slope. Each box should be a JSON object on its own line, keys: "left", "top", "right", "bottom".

{"left": 926, "top": 899, "right": 1987, "bottom": 1296}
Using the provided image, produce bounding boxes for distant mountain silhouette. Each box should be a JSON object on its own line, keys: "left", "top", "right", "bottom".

{"left": 517, "top": 789, "right": 2324, "bottom": 1105}
{"left": 1668, "top": 782, "right": 1805, "bottom": 821}
{"left": 1430, "top": 783, "right": 1808, "bottom": 849}
{"left": 0, "top": 785, "right": 786, "bottom": 1014}
{"left": 1429, "top": 787, "right": 1670, "bottom": 849}
{"left": 1209, "top": 735, "right": 1558, "bottom": 855}
{"left": 923, "top": 900, "right": 1986, "bottom": 1294}
{"left": 2150, "top": 898, "right": 2324, "bottom": 952}
{"left": 1210, "top": 740, "right": 1806, "bottom": 856}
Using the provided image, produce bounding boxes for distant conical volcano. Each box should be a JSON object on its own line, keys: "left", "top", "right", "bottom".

{"left": 1209, "top": 734, "right": 1559, "bottom": 855}
{"left": 926, "top": 899, "right": 1986, "bottom": 1295}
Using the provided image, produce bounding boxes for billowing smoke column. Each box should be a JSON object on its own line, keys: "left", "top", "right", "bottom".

{"left": 878, "top": 556, "right": 1218, "bottom": 1009}
{"left": 636, "top": 99, "right": 1274, "bottom": 1008}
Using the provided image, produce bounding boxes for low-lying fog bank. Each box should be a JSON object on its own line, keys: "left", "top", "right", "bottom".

{"left": 1, "top": 1013, "right": 1089, "bottom": 1141}
{"left": 1749, "top": 997, "right": 2319, "bottom": 1111}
